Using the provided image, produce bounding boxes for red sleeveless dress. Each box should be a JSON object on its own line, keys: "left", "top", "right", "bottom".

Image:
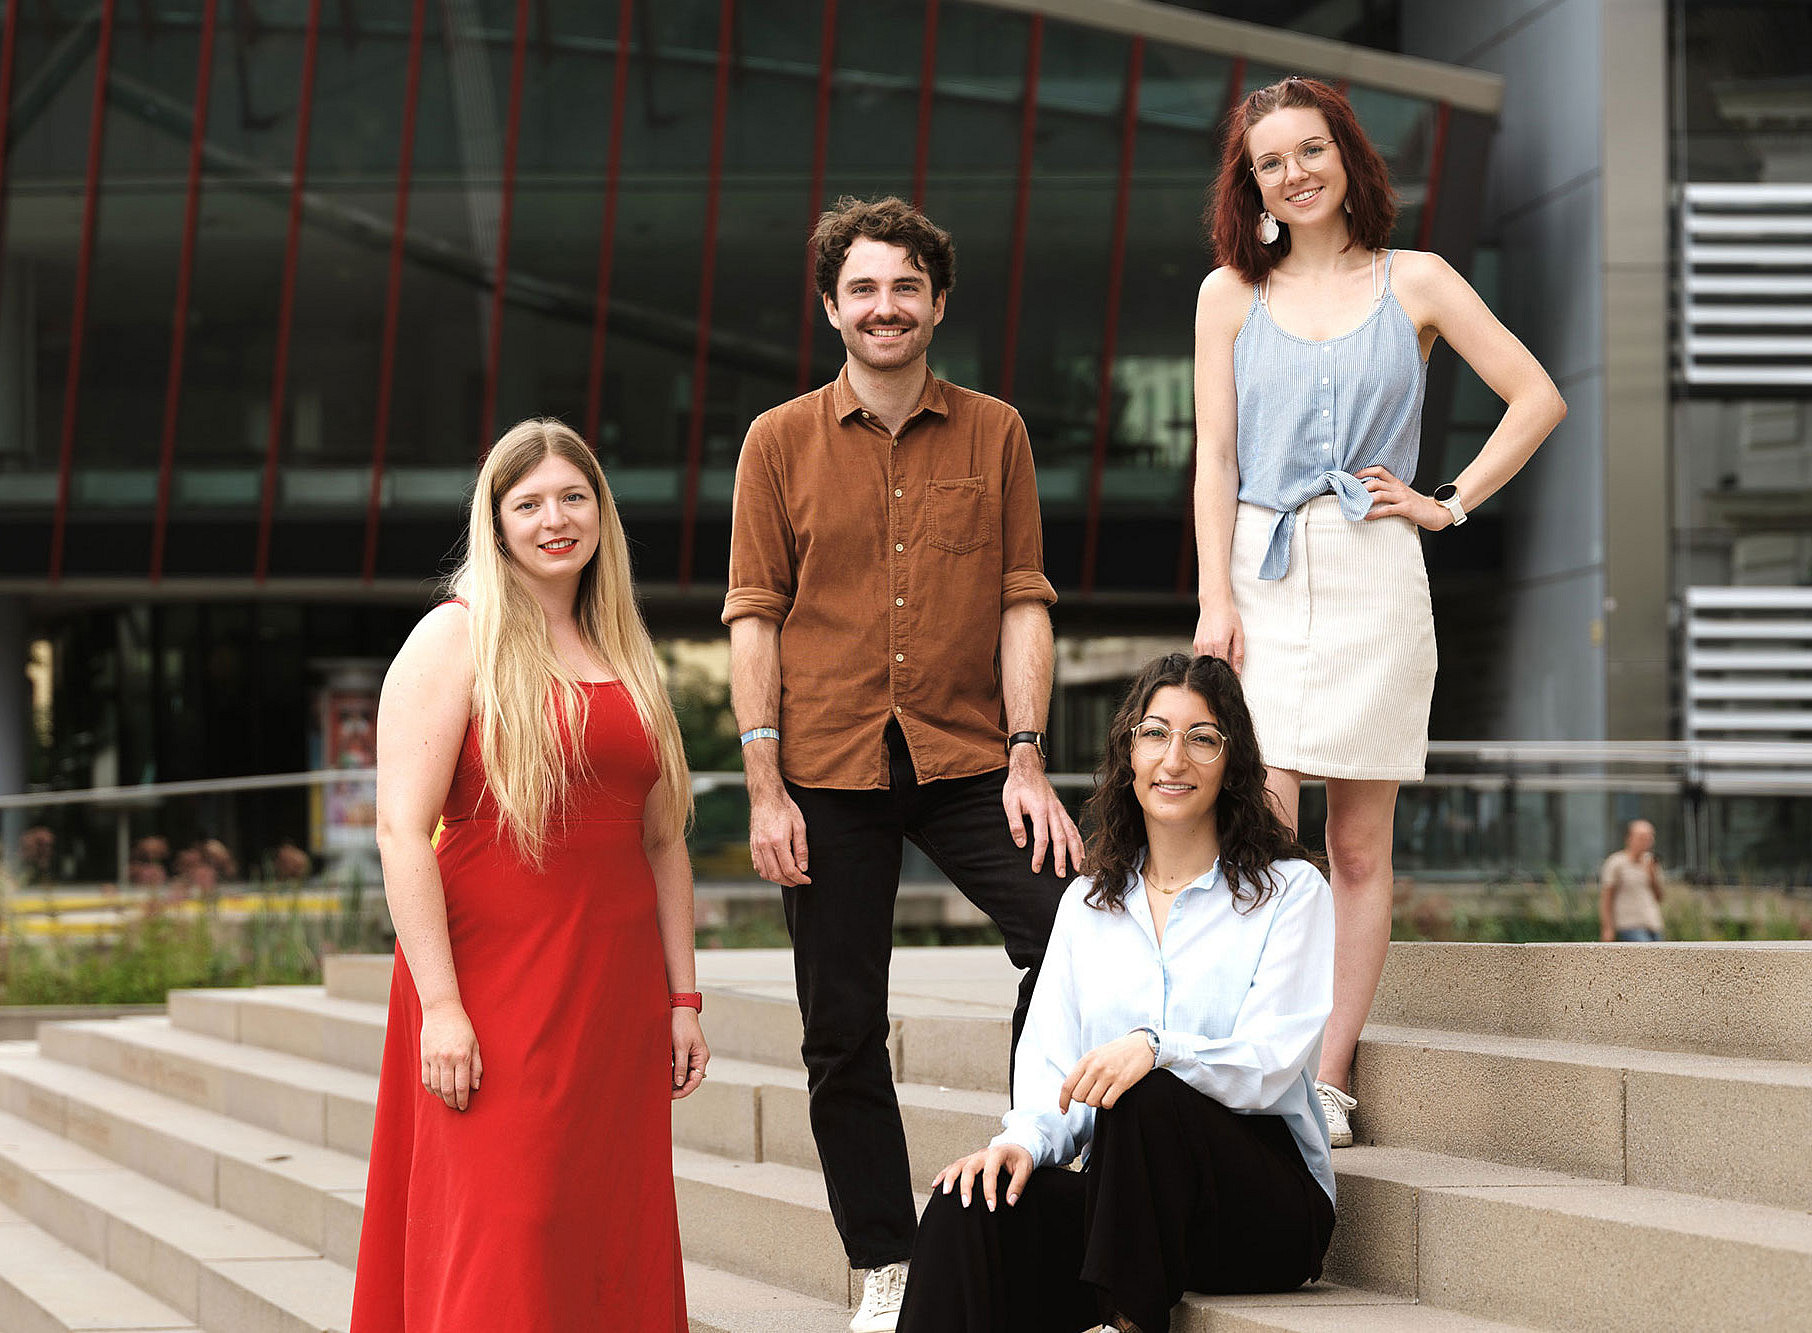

{"left": 351, "top": 681, "right": 687, "bottom": 1329}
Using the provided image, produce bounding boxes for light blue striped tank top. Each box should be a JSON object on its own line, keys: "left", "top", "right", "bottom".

{"left": 1232, "top": 249, "right": 1427, "bottom": 580}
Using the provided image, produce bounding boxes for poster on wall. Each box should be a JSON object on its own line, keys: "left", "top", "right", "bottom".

{"left": 309, "top": 662, "right": 382, "bottom": 859}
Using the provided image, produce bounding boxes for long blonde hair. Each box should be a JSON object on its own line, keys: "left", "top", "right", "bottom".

{"left": 449, "top": 419, "right": 692, "bottom": 862}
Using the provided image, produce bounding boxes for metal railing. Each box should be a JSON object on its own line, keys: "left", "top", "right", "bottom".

{"left": 3, "top": 739, "right": 1809, "bottom": 890}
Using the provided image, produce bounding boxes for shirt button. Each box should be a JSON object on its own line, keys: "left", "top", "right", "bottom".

{"left": 894, "top": 488, "right": 903, "bottom": 498}
{"left": 895, "top": 653, "right": 905, "bottom": 663}
{"left": 1321, "top": 377, "right": 1329, "bottom": 385}
{"left": 894, "top": 705, "right": 902, "bottom": 714}
{"left": 1322, "top": 442, "right": 1332, "bottom": 451}
{"left": 1321, "top": 408, "right": 1330, "bottom": 417}
{"left": 895, "top": 597, "right": 905, "bottom": 607}
{"left": 894, "top": 542, "right": 904, "bottom": 553}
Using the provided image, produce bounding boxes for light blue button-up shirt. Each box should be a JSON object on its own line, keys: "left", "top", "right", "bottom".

{"left": 1230, "top": 250, "right": 1428, "bottom": 581}
{"left": 992, "top": 858, "right": 1336, "bottom": 1203}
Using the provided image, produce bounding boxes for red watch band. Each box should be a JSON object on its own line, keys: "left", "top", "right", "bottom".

{"left": 669, "top": 992, "right": 703, "bottom": 1012}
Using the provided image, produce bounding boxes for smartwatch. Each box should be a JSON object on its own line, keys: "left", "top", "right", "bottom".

{"left": 1433, "top": 483, "right": 1468, "bottom": 527}
{"left": 1006, "top": 731, "right": 1046, "bottom": 761}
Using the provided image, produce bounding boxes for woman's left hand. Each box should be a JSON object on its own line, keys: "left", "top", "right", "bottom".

{"left": 671, "top": 1008, "right": 709, "bottom": 1100}
{"left": 1058, "top": 1033, "right": 1155, "bottom": 1112}
{"left": 1356, "top": 465, "right": 1451, "bottom": 531}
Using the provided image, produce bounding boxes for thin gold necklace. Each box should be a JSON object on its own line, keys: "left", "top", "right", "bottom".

{"left": 1145, "top": 858, "right": 1216, "bottom": 896}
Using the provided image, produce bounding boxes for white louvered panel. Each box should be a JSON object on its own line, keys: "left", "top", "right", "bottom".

{"left": 1680, "top": 184, "right": 1812, "bottom": 389}
{"left": 1684, "top": 586, "right": 1812, "bottom": 746}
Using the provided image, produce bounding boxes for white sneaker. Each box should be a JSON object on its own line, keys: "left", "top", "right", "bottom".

{"left": 1316, "top": 1081, "right": 1357, "bottom": 1148}
{"left": 850, "top": 1262, "right": 907, "bottom": 1332}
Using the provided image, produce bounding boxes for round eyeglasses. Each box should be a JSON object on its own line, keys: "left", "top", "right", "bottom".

{"left": 1250, "top": 137, "right": 1335, "bottom": 187}
{"left": 1129, "top": 721, "right": 1226, "bottom": 765}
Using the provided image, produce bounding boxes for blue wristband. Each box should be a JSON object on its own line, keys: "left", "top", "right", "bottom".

{"left": 739, "top": 727, "right": 780, "bottom": 746}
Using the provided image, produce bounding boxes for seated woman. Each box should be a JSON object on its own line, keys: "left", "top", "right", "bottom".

{"left": 896, "top": 652, "right": 1336, "bottom": 1333}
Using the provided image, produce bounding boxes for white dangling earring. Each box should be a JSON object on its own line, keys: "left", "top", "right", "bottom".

{"left": 1257, "top": 211, "right": 1280, "bottom": 245}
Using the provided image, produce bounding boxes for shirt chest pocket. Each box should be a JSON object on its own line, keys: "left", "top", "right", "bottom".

{"left": 924, "top": 476, "right": 993, "bottom": 554}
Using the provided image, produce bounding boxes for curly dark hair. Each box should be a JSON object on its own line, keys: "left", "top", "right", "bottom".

{"left": 1081, "top": 653, "right": 1310, "bottom": 914}
{"left": 811, "top": 195, "right": 956, "bottom": 303}
{"left": 1206, "top": 76, "right": 1398, "bottom": 285}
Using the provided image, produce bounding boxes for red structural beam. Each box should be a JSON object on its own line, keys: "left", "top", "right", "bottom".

{"left": 676, "top": 0, "right": 735, "bottom": 590}
{"left": 1416, "top": 101, "right": 1450, "bottom": 251}
{"left": 1175, "top": 54, "right": 1249, "bottom": 595}
{"left": 910, "top": 0, "right": 939, "bottom": 207}
{"left": 997, "top": 12, "right": 1041, "bottom": 404}
{"left": 1079, "top": 36, "right": 1143, "bottom": 597}
{"left": 360, "top": 0, "right": 427, "bottom": 583}
{"left": 252, "top": 0, "right": 324, "bottom": 584}
{"left": 48, "top": 0, "right": 118, "bottom": 583}
{"left": 478, "top": 0, "right": 532, "bottom": 455}
{"left": 0, "top": 0, "right": 21, "bottom": 318}
{"left": 150, "top": 0, "right": 220, "bottom": 582}
{"left": 793, "top": 0, "right": 838, "bottom": 396}
{"left": 583, "top": 0, "right": 635, "bottom": 447}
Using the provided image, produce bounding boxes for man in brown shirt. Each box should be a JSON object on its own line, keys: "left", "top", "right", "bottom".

{"left": 724, "top": 197, "right": 1077, "bottom": 1330}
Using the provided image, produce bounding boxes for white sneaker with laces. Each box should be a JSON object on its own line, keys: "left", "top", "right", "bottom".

{"left": 850, "top": 1262, "right": 908, "bottom": 1332}
{"left": 1316, "top": 1081, "right": 1357, "bottom": 1148}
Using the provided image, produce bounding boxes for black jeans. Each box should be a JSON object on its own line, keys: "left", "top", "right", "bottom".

{"left": 897, "top": 1072, "right": 1337, "bottom": 1333}
{"left": 783, "top": 723, "right": 1068, "bottom": 1269}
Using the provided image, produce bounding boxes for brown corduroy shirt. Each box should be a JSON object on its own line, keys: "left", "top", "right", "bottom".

{"left": 722, "top": 368, "right": 1058, "bottom": 790}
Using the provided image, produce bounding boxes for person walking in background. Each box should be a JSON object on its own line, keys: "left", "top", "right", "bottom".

{"left": 724, "top": 195, "right": 1076, "bottom": 1332}
{"left": 352, "top": 420, "right": 707, "bottom": 1330}
{"left": 1600, "top": 819, "right": 1667, "bottom": 942}
{"left": 898, "top": 654, "right": 1335, "bottom": 1333}
{"left": 1191, "top": 77, "right": 1568, "bottom": 1150}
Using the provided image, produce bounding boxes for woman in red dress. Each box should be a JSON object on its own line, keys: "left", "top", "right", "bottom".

{"left": 352, "top": 418, "right": 707, "bottom": 1329}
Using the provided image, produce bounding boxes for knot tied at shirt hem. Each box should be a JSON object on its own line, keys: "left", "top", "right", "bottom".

{"left": 1258, "top": 471, "right": 1376, "bottom": 581}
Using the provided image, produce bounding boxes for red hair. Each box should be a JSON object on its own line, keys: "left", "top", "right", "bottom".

{"left": 1207, "top": 77, "right": 1397, "bottom": 284}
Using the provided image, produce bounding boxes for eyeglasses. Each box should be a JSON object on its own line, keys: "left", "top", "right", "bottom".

{"left": 1129, "top": 721, "right": 1226, "bottom": 765}
{"left": 1250, "top": 137, "right": 1335, "bottom": 187}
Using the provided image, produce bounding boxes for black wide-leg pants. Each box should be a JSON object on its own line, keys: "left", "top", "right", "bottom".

{"left": 782, "top": 722, "right": 1068, "bottom": 1269}
{"left": 897, "top": 1072, "right": 1337, "bottom": 1333}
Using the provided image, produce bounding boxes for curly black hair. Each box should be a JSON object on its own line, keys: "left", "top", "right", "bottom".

{"left": 1081, "top": 653, "right": 1310, "bottom": 913}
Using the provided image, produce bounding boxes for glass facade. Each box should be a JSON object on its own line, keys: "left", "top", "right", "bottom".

{"left": 1, "top": 0, "right": 1479, "bottom": 595}
{"left": 1671, "top": 0, "right": 1812, "bottom": 591}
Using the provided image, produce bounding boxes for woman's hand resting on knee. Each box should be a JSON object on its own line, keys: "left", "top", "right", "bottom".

{"left": 932, "top": 1143, "right": 1034, "bottom": 1211}
{"left": 1058, "top": 1033, "right": 1156, "bottom": 1112}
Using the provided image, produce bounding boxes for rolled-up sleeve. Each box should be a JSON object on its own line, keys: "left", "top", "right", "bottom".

{"left": 722, "top": 420, "right": 797, "bottom": 626}
{"left": 1000, "top": 413, "right": 1057, "bottom": 611}
{"left": 1153, "top": 864, "right": 1335, "bottom": 1111}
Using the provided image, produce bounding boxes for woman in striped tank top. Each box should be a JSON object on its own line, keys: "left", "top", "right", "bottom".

{"left": 1190, "top": 78, "right": 1567, "bottom": 1148}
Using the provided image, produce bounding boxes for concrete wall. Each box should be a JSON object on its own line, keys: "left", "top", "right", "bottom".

{"left": 1403, "top": 0, "right": 1670, "bottom": 742}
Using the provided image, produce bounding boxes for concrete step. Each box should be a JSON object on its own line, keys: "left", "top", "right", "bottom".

{"left": 0, "top": 1199, "right": 198, "bottom": 1332}
{"left": 321, "top": 956, "right": 391, "bottom": 1007}
{"left": 1325, "top": 1145, "right": 1812, "bottom": 1330}
{"left": 682, "top": 1260, "right": 851, "bottom": 1332}
{"left": 38, "top": 1018, "right": 377, "bottom": 1161}
{"left": 683, "top": 1056, "right": 1006, "bottom": 1188}
{"left": 1353, "top": 1023, "right": 1812, "bottom": 1210}
{"left": 1178, "top": 1286, "right": 1528, "bottom": 1331}
{"left": 167, "top": 989, "right": 384, "bottom": 1078}
{"left": 1370, "top": 941, "right": 1812, "bottom": 1060}
{"left": 0, "top": 1042, "right": 367, "bottom": 1267}
{"left": 0, "top": 1107, "right": 354, "bottom": 1333}
{"left": 326, "top": 941, "right": 1812, "bottom": 1062}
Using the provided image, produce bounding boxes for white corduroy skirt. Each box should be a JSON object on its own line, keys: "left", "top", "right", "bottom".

{"left": 1230, "top": 495, "right": 1437, "bottom": 781}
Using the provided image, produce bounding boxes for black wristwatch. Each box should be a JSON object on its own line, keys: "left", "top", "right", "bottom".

{"left": 1432, "top": 482, "right": 1468, "bottom": 527}
{"left": 1006, "top": 731, "right": 1046, "bottom": 762}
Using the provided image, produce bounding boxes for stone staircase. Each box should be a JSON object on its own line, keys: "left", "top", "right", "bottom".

{"left": 0, "top": 943, "right": 1807, "bottom": 1331}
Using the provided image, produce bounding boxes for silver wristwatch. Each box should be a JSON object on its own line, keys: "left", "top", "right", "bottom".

{"left": 1135, "top": 1026, "right": 1160, "bottom": 1062}
{"left": 1433, "top": 482, "right": 1468, "bottom": 527}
